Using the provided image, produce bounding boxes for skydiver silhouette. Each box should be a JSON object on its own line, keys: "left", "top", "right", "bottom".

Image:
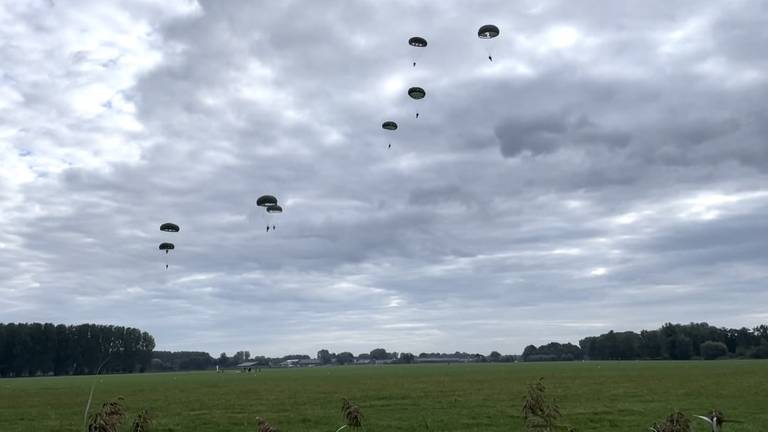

{"left": 272, "top": 225, "right": 276, "bottom": 231}
{"left": 416, "top": 112, "right": 419, "bottom": 119}
{"left": 488, "top": 55, "right": 493, "bottom": 62}
{"left": 388, "top": 144, "right": 391, "bottom": 149}
{"left": 165, "top": 264, "right": 168, "bottom": 269}
{"left": 413, "top": 61, "right": 416, "bottom": 67}
{"left": 266, "top": 225, "right": 270, "bottom": 232}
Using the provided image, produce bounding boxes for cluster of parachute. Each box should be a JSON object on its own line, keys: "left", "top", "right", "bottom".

{"left": 257, "top": 194, "right": 283, "bottom": 232}
{"left": 155, "top": 195, "right": 283, "bottom": 269}
{"left": 158, "top": 222, "right": 179, "bottom": 270}
{"left": 152, "top": 27, "right": 501, "bottom": 269}
{"left": 382, "top": 25, "right": 500, "bottom": 149}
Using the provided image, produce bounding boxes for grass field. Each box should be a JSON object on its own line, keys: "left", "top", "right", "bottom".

{"left": 1, "top": 361, "right": 767, "bottom": 431}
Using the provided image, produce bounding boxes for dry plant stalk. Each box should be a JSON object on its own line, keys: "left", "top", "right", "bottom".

{"left": 87, "top": 397, "right": 127, "bottom": 432}
{"left": 649, "top": 411, "right": 691, "bottom": 432}
{"left": 130, "top": 409, "right": 152, "bottom": 432}
{"left": 257, "top": 416, "right": 278, "bottom": 432}
{"left": 521, "top": 378, "right": 573, "bottom": 432}
{"left": 336, "top": 398, "right": 365, "bottom": 432}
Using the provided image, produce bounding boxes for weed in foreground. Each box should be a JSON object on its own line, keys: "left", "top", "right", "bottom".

{"left": 336, "top": 398, "right": 365, "bottom": 432}
{"left": 649, "top": 410, "right": 691, "bottom": 432}
{"left": 256, "top": 416, "right": 279, "bottom": 432}
{"left": 522, "top": 378, "right": 574, "bottom": 432}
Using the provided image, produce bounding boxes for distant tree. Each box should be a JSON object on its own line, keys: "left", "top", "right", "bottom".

{"left": 369, "top": 348, "right": 389, "bottom": 360}
{"left": 150, "top": 358, "right": 166, "bottom": 371}
{"left": 748, "top": 341, "right": 768, "bottom": 359}
{"left": 217, "top": 353, "right": 229, "bottom": 367}
{"left": 522, "top": 345, "right": 537, "bottom": 361}
{"left": 640, "top": 330, "right": 663, "bottom": 359}
{"left": 489, "top": 351, "right": 502, "bottom": 362}
{"left": 357, "top": 353, "right": 371, "bottom": 361}
{"left": 522, "top": 343, "right": 582, "bottom": 362}
{"left": 317, "top": 349, "right": 332, "bottom": 364}
{"left": 672, "top": 335, "right": 693, "bottom": 360}
{"left": 336, "top": 352, "right": 355, "bottom": 365}
{"left": 700, "top": 341, "right": 728, "bottom": 360}
{"left": 231, "top": 351, "right": 251, "bottom": 365}
{"left": 399, "top": 353, "right": 415, "bottom": 364}
{"left": 754, "top": 325, "right": 768, "bottom": 339}
{"left": 0, "top": 323, "right": 154, "bottom": 377}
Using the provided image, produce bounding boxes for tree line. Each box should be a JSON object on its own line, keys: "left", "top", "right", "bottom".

{"left": 0, "top": 323, "right": 155, "bottom": 377}
{"left": 520, "top": 322, "right": 768, "bottom": 361}
{"left": 579, "top": 322, "right": 768, "bottom": 360}
{"left": 5, "top": 321, "right": 766, "bottom": 377}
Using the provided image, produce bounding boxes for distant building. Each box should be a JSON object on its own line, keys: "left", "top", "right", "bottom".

{"left": 279, "top": 359, "right": 299, "bottom": 368}
{"left": 415, "top": 357, "right": 470, "bottom": 364}
{"left": 236, "top": 361, "right": 261, "bottom": 372}
{"left": 279, "top": 359, "right": 322, "bottom": 367}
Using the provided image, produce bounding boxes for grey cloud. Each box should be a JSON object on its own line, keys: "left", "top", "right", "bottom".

{"left": 494, "top": 112, "right": 631, "bottom": 157}
{"left": 2, "top": 0, "right": 767, "bottom": 356}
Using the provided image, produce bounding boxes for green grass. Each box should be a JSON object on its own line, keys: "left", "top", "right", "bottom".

{"left": 1, "top": 361, "right": 767, "bottom": 431}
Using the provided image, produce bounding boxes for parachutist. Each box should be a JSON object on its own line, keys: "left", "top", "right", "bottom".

{"left": 272, "top": 225, "right": 276, "bottom": 231}
{"left": 165, "top": 264, "right": 168, "bottom": 269}
{"left": 388, "top": 144, "right": 391, "bottom": 149}
{"left": 413, "top": 62, "right": 416, "bottom": 67}
{"left": 416, "top": 113, "right": 419, "bottom": 119}
{"left": 266, "top": 226, "right": 270, "bottom": 232}
{"left": 488, "top": 55, "right": 493, "bottom": 62}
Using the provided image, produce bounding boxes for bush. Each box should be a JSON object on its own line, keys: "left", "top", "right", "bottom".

{"left": 700, "top": 341, "right": 729, "bottom": 360}
{"left": 748, "top": 341, "right": 768, "bottom": 359}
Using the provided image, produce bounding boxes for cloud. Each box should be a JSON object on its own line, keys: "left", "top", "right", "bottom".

{"left": 1, "top": 0, "right": 767, "bottom": 356}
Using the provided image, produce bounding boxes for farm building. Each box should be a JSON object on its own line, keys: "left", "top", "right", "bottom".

{"left": 236, "top": 361, "right": 261, "bottom": 372}
{"left": 278, "top": 359, "right": 322, "bottom": 367}
{"left": 415, "top": 357, "right": 470, "bottom": 364}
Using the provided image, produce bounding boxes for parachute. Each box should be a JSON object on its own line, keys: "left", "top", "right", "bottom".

{"left": 408, "top": 87, "right": 425, "bottom": 119}
{"left": 478, "top": 24, "right": 500, "bottom": 62}
{"left": 256, "top": 195, "right": 278, "bottom": 207}
{"left": 478, "top": 24, "right": 500, "bottom": 39}
{"left": 382, "top": 121, "right": 398, "bottom": 131}
{"left": 382, "top": 121, "right": 398, "bottom": 149}
{"left": 159, "top": 223, "right": 178, "bottom": 269}
{"left": 408, "top": 36, "right": 427, "bottom": 67}
{"left": 408, "top": 36, "right": 428, "bottom": 47}
{"left": 408, "top": 87, "right": 426, "bottom": 100}
{"left": 160, "top": 222, "right": 179, "bottom": 232}
{"left": 266, "top": 204, "right": 283, "bottom": 214}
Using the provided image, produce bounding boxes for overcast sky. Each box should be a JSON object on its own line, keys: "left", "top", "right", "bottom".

{"left": 1, "top": 0, "right": 766, "bottom": 357}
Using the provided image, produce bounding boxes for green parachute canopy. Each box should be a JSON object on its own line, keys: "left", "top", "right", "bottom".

{"left": 408, "top": 36, "right": 428, "bottom": 47}
{"left": 408, "top": 87, "right": 426, "bottom": 100}
{"left": 478, "top": 24, "right": 500, "bottom": 39}
{"left": 382, "top": 121, "right": 398, "bottom": 131}
{"left": 159, "top": 242, "right": 175, "bottom": 252}
{"left": 160, "top": 222, "right": 180, "bottom": 232}
{"left": 256, "top": 195, "right": 278, "bottom": 207}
